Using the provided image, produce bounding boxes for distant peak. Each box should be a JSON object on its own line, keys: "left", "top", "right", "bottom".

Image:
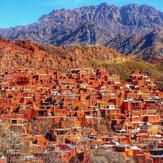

{"left": 122, "top": 3, "right": 159, "bottom": 11}
{"left": 98, "top": 2, "right": 108, "bottom": 6}
{"left": 123, "top": 3, "right": 139, "bottom": 7}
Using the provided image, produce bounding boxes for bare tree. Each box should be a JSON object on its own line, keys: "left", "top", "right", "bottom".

{"left": 0, "top": 123, "right": 30, "bottom": 162}
{"left": 91, "top": 146, "right": 126, "bottom": 163}
{"left": 30, "top": 118, "right": 53, "bottom": 135}
{"left": 42, "top": 153, "right": 61, "bottom": 163}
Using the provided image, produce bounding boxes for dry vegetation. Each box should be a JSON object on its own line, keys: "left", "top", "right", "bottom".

{"left": 0, "top": 123, "right": 30, "bottom": 162}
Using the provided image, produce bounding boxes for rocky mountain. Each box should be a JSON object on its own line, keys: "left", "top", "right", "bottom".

{"left": 134, "top": 29, "right": 163, "bottom": 62}
{"left": 0, "top": 3, "right": 163, "bottom": 61}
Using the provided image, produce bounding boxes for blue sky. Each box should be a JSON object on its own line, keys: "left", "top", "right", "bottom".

{"left": 0, "top": 0, "right": 163, "bottom": 28}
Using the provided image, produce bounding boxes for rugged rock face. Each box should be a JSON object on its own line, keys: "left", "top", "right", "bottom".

{"left": 0, "top": 3, "right": 163, "bottom": 61}
{"left": 134, "top": 29, "right": 163, "bottom": 62}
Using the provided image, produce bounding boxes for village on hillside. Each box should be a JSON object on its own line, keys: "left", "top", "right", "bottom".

{"left": 0, "top": 68, "right": 162, "bottom": 163}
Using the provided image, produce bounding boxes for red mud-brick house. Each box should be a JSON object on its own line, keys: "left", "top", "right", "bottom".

{"left": 0, "top": 68, "right": 162, "bottom": 162}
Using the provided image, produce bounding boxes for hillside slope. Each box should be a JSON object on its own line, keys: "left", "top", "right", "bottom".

{"left": 0, "top": 39, "right": 162, "bottom": 87}
{"left": 0, "top": 39, "right": 127, "bottom": 73}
